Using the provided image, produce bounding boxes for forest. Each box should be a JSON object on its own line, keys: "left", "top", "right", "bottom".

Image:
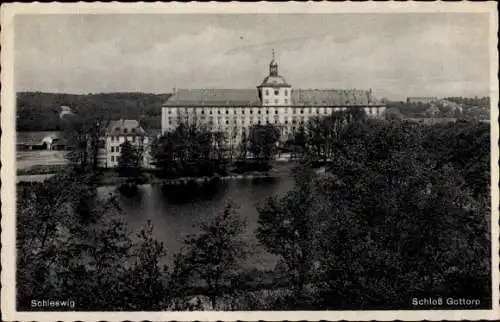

{"left": 16, "top": 112, "right": 491, "bottom": 310}
{"left": 16, "top": 91, "right": 170, "bottom": 131}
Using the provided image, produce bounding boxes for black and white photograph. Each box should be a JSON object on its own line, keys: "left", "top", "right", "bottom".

{"left": 1, "top": 2, "right": 498, "bottom": 321}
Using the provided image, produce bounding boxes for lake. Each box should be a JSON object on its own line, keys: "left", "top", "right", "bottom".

{"left": 97, "top": 175, "right": 295, "bottom": 270}
{"left": 16, "top": 131, "right": 296, "bottom": 270}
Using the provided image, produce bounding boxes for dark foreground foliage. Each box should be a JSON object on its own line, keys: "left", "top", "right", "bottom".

{"left": 257, "top": 119, "right": 491, "bottom": 309}
{"left": 17, "top": 119, "right": 491, "bottom": 310}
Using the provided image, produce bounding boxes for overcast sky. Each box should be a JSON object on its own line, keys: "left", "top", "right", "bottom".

{"left": 14, "top": 13, "right": 491, "bottom": 100}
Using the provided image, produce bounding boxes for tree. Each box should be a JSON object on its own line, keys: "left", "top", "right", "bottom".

{"left": 16, "top": 168, "right": 171, "bottom": 310}
{"left": 179, "top": 203, "right": 247, "bottom": 309}
{"left": 248, "top": 124, "right": 280, "bottom": 161}
{"left": 238, "top": 130, "right": 249, "bottom": 160}
{"left": 256, "top": 165, "right": 320, "bottom": 304}
{"left": 117, "top": 140, "right": 143, "bottom": 178}
{"left": 123, "top": 220, "right": 169, "bottom": 310}
{"left": 152, "top": 123, "right": 227, "bottom": 178}
{"left": 304, "top": 110, "right": 364, "bottom": 163}
{"left": 311, "top": 119, "right": 491, "bottom": 309}
{"left": 16, "top": 169, "right": 132, "bottom": 309}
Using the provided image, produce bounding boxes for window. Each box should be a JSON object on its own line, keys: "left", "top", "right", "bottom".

{"left": 300, "top": 109, "right": 304, "bottom": 114}
{"left": 275, "top": 110, "right": 278, "bottom": 114}
{"left": 111, "top": 156, "right": 114, "bottom": 162}
{"left": 218, "top": 110, "right": 221, "bottom": 114}
{"left": 274, "top": 89, "right": 279, "bottom": 95}
{"left": 266, "top": 110, "right": 269, "bottom": 115}
{"left": 209, "top": 109, "right": 213, "bottom": 114}
{"left": 242, "top": 110, "right": 245, "bottom": 115}
{"left": 250, "top": 110, "right": 253, "bottom": 114}
{"left": 226, "top": 120, "right": 229, "bottom": 124}
{"left": 265, "top": 90, "right": 269, "bottom": 96}
{"left": 234, "top": 109, "right": 237, "bottom": 114}
{"left": 201, "top": 109, "right": 205, "bottom": 114}
{"left": 285, "top": 99, "right": 288, "bottom": 105}
{"left": 285, "top": 89, "right": 288, "bottom": 96}
{"left": 115, "top": 127, "right": 120, "bottom": 131}
{"left": 309, "top": 107, "right": 312, "bottom": 114}
{"left": 316, "top": 108, "right": 320, "bottom": 114}
{"left": 258, "top": 110, "right": 261, "bottom": 114}
{"left": 111, "top": 146, "right": 114, "bottom": 152}
{"left": 124, "top": 128, "right": 128, "bottom": 134}
{"left": 285, "top": 120, "right": 289, "bottom": 124}
{"left": 131, "top": 128, "right": 136, "bottom": 133}
{"left": 168, "top": 109, "right": 171, "bottom": 114}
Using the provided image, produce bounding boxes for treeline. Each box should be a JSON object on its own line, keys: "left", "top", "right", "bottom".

{"left": 385, "top": 97, "right": 490, "bottom": 120}
{"left": 16, "top": 91, "right": 170, "bottom": 131}
{"left": 271, "top": 118, "right": 491, "bottom": 309}
{"left": 445, "top": 96, "right": 490, "bottom": 108}
{"left": 151, "top": 123, "right": 281, "bottom": 179}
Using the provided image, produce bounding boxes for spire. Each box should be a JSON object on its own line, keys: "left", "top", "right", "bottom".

{"left": 270, "top": 49, "right": 278, "bottom": 76}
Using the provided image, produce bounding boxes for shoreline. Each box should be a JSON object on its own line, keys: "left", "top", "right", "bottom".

{"left": 17, "top": 162, "right": 299, "bottom": 185}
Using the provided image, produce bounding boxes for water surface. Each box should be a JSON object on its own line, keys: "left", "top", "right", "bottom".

{"left": 98, "top": 177, "right": 294, "bottom": 270}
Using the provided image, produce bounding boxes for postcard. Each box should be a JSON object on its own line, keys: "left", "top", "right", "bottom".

{"left": 1, "top": 2, "right": 498, "bottom": 321}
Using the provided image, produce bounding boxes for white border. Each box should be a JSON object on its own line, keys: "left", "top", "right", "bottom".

{"left": 1, "top": 2, "right": 498, "bottom": 321}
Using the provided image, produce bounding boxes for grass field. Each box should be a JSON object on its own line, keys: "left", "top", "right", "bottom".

{"left": 17, "top": 150, "right": 68, "bottom": 171}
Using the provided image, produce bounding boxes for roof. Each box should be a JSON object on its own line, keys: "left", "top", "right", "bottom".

{"left": 17, "top": 131, "right": 62, "bottom": 145}
{"left": 106, "top": 119, "right": 145, "bottom": 136}
{"left": 258, "top": 75, "right": 291, "bottom": 88}
{"left": 292, "top": 89, "right": 378, "bottom": 106}
{"left": 164, "top": 88, "right": 381, "bottom": 107}
{"left": 164, "top": 89, "right": 261, "bottom": 107}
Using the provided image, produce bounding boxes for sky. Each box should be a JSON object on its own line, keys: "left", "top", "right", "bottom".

{"left": 14, "top": 13, "right": 491, "bottom": 100}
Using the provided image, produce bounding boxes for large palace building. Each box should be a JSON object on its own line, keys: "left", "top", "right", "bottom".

{"left": 161, "top": 51, "right": 386, "bottom": 142}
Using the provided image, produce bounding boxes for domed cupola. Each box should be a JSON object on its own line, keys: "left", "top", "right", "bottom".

{"left": 258, "top": 49, "right": 292, "bottom": 106}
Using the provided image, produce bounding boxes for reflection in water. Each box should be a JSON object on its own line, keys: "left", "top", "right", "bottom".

{"left": 159, "top": 178, "right": 229, "bottom": 204}
{"left": 97, "top": 176, "right": 294, "bottom": 270}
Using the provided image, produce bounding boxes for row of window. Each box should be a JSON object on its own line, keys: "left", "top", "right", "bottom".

{"left": 264, "top": 89, "right": 288, "bottom": 96}
{"left": 110, "top": 136, "right": 143, "bottom": 142}
{"left": 263, "top": 99, "right": 288, "bottom": 104}
{"left": 114, "top": 127, "right": 137, "bottom": 134}
{"left": 167, "top": 107, "right": 364, "bottom": 115}
{"left": 166, "top": 117, "right": 312, "bottom": 127}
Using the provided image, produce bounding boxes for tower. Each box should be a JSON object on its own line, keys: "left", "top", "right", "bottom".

{"left": 270, "top": 49, "right": 278, "bottom": 76}
{"left": 257, "top": 49, "right": 292, "bottom": 107}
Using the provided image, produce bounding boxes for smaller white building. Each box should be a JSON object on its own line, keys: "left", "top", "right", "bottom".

{"left": 98, "top": 119, "right": 155, "bottom": 169}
